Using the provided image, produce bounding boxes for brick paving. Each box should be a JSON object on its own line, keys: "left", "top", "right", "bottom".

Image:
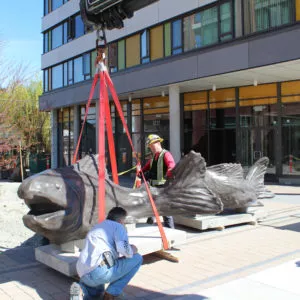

{"left": 0, "top": 186, "right": 300, "bottom": 299}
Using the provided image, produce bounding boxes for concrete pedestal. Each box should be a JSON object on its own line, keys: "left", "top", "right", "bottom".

{"left": 35, "top": 225, "right": 186, "bottom": 277}
{"left": 173, "top": 208, "right": 267, "bottom": 231}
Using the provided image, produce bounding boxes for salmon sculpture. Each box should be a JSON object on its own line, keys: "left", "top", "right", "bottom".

{"left": 18, "top": 151, "right": 273, "bottom": 244}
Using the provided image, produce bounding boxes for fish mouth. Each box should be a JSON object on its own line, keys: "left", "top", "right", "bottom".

{"left": 23, "top": 196, "right": 68, "bottom": 231}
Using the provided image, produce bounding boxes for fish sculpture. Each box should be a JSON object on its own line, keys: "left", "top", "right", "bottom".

{"left": 18, "top": 151, "right": 223, "bottom": 244}
{"left": 18, "top": 151, "right": 274, "bottom": 244}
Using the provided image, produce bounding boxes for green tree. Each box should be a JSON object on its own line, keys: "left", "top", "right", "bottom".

{"left": 0, "top": 79, "right": 50, "bottom": 153}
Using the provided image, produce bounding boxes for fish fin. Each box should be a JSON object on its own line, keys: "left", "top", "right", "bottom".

{"left": 246, "top": 157, "right": 275, "bottom": 199}
{"left": 207, "top": 163, "right": 244, "bottom": 182}
{"left": 72, "top": 154, "right": 109, "bottom": 179}
{"left": 166, "top": 151, "right": 223, "bottom": 214}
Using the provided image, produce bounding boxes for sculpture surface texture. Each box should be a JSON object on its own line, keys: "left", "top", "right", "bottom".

{"left": 18, "top": 151, "right": 274, "bottom": 244}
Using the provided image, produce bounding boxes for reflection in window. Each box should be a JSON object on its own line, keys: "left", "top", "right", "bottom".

{"left": 52, "top": 25, "right": 63, "bottom": 49}
{"left": 74, "top": 57, "right": 84, "bottom": 83}
{"left": 52, "top": 0, "right": 63, "bottom": 11}
{"left": 281, "top": 103, "right": 300, "bottom": 175}
{"left": 201, "top": 7, "right": 218, "bottom": 46}
{"left": 44, "top": 70, "right": 49, "bottom": 92}
{"left": 44, "top": 32, "right": 49, "bottom": 53}
{"left": 58, "top": 107, "right": 74, "bottom": 167}
{"left": 44, "top": 0, "right": 49, "bottom": 15}
{"left": 63, "top": 62, "right": 68, "bottom": 86}
{"left": 172, "top": 20, "right": 182, "bottom": 54}
{"left": 108, "top": 43, "right": 118, "bottom": 73}
{"left": 83, "top": 53, "right": 91, "bottom": 80}
{"left": 75, "top": 15, "right": 85, "bottom": 39}
{"left": 68, "top": 60, "right": 73, "bottom": 85}
{"left": 243, "top": 0, "right": 294, "bottom": 34}
{"left": 141, "top": 30, "right": 150, "bottom": 63}
{"left": 220, "top": 2, "right": 232, "bottom": 41}
{"left": 80, "top": 104, "right": 96, "bottom": 158}
{"left": 52, "top": 64, "right": 63, "bottom": 89}
{"left": 63, "top": 21, "right": 68, "bottom": 44}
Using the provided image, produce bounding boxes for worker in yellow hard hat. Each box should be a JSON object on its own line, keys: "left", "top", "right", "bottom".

{"left": 141, "top": 134, "right": 176, "bottom": 228}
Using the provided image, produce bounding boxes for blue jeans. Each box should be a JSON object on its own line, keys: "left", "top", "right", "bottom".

{"left": 79, "top": 253, "right": 143, "bottom": 298}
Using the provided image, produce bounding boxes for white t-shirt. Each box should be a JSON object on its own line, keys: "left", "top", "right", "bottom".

{"left": 76, "top": 219, "right": 133, "bottom": 277}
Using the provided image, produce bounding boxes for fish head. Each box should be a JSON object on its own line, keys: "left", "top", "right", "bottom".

{"left": 18, "top": 166, "right": 92, "bottom": 244}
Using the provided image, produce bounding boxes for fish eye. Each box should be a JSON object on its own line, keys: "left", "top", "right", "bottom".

{"left": 55, "top": 184, "right": 61, "bottom": 189}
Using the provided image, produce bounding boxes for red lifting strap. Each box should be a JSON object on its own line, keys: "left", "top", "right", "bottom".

{"left": 73, "top": 68, "right": 169, "bottom": 250}
{"left": 104, "top": 70, "right": 169, "bottom": 250}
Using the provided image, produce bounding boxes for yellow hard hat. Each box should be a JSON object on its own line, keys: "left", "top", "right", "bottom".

{"left": 146, "top": 134, "right": 164, "bottom": 147}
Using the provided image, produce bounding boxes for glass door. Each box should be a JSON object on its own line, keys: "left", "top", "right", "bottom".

{"left": 240, "top": 105, "right": 277, "bottom": 175}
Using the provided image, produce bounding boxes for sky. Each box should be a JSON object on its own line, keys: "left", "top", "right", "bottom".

{"left": 0, "top": 1, "right": 43, "bottom": 76}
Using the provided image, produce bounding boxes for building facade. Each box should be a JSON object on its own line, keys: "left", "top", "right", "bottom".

{"left": 41, "top": 0, "right": 300, "bottom": 183}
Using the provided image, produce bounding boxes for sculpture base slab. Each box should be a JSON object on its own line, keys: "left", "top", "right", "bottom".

{"left": 173, "top": 208, "right": 267, "bottom": 231}
{"left": 35, "top": 225, "right": 186, "bottom": 277}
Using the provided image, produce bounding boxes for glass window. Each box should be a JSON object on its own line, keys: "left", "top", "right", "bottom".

{"left": 75, "top": 15, "right": 85, "bottom": 39}
{"left": 83, "top": 53, "right": 91, "bottom": 79}
{"left": 141, "top": 30, "right": 150, "bottom": 63}
{"left": 74, "top": 57, "right": 84, "bottom": 83}
{"left": 52, "top": 0, "right": 63, "bottom": 11}
{"left": 68, "top": 60, "right": 73, "bottom": 85}
{"left": 172, "top": 19, "right": 182, "bottom": 55}
{"left": 220, "top": 2, "right": 233, "bottom": 41}
{"left": 108, "top": 42, "right": 118, "bottom": 73}
{"left": 243, "top": 0, "right": 294, "bottom": 34}
{"left": 63, "top": 21, "right": 68, "bottom": 44}
{"left": 80, "top": 104, "right": 96, "bottom": 158}
{"left": 201, "top": 7, "right": 218, "bottom": 46}
{"left": 52, "top": 64, "right": 63, "bottom": 89}
{"left": 44, "top": 69, "right": 49, "bottom": 92}
{"left": 91, "top": 50, "right": 97, "bottom": 76}
{"left": 183, "top": 13, "right": 202, "bottom": 51}
{"left": 58, "top": 107, "right": 74, "bottom": 167}
{"left": 43, "top": 32, "right": 49, "bottom": 53}
{"left": 44, "top": 0, "right": 49, "bottom": 15}
{"left": 63, "top": 62, "right": 68, "bottom": 86}
{"left": 183, "top": 92, "right": 208, "bottom": 158}
{"left": 52, "top": 24, "right": 63, "bottom": 49}
{"left": 282, "top": 103, "right": 300, "bottom": 175}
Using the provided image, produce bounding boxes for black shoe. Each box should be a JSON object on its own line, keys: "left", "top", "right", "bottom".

{"left": 70, "top": 282, "right": 83, "bottom": 300}
{"left": 146, "top": 217, "right": 154, "bottom": 224}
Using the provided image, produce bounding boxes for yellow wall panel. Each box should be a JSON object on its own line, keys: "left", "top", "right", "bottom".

{"left": 209, "top": 88, "right": 235, "bottom": 102}
{"left": 239, "top": 98, "right": 277, "bottom": 106}
{"left": 184, "top": 92, "right": 207, "bottom": 104}
{"left": 240, "top": 84, "right": 276, "bottom": 99}
{"left": 297, "top": 0, "right": 300, "bottom": 20}
{"left": 210, "top": 101, "right": 235, "bottom": 109}
{"left": 150, "top": 25, "right": 164, "bottom": 61}
{"left": 143, "top": 97, "right": 169, "bottom": 108}
{"left": 126, "top": 35, "right": 140, "bottom": 68}
{"left": 144, "top": 108, "right": 169, "bottom": 115}
{"left": 184, "top": 104, "right": 208, "bottom": 111}
{"left": 282, "top": 96, "right": 300, "bottom": 103}
{"left": 282, "top": 80, "right": 300, "bottom": 96}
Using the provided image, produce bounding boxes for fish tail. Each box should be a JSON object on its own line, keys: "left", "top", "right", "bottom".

{"left": 245, "top": 157, "right": 275, "bottom": 199}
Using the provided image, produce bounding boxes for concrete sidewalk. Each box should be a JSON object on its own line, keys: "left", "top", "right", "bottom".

{"left": 0, "top": 187, "right": 300, "bottom": 299}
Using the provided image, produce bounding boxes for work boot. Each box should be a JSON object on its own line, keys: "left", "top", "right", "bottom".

{"left": 103, "top": 292, "right": 116, "bottom": 300}
{"left": 70, "top": 282, "right": 83, "bottom": 300}
{"left": 103, "top": 292, "right": 127, "bottom": 300}
{"left": 146, "top": 217, "right": 154, "bottom": 224}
